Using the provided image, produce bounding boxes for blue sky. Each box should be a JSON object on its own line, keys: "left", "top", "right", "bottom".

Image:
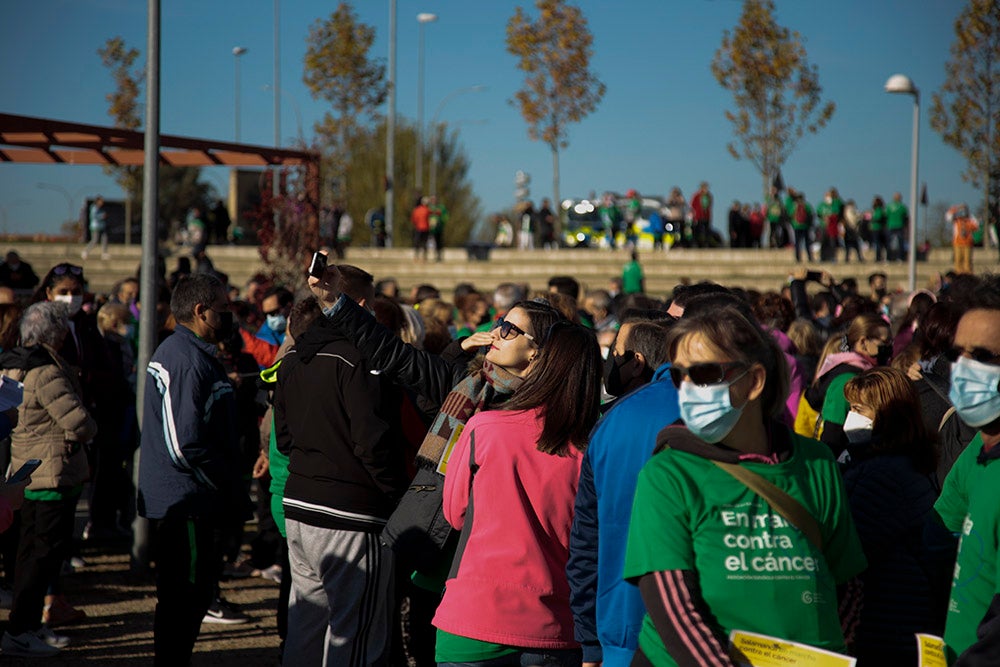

{"left": 0, "top": 0, "right": 979, "bottom": 235}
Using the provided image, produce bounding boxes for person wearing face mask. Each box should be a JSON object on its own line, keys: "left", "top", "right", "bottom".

{"left": 0, "top": 251, "right": 39, "bottom": 292}
{"left": 933, "top": 284, "right": 1000, "bottom": 666}
{"left": 255, "top": 286, "right": 293, "bottom": 347}
{"left": 838, "top": 368, "right": 946, "bottom": 667}
{"left": 803, "top": 313, "right": 892, "bottom": 457}
{"left": 623, "top": 306, "right": 866, "bottom": 667}
{"left": 568, "top": 317, "right": 677, "bottom": 667}
{"left": 137, "top": 273, "right": 253, "bottom": 666}
{"left": 0, "top": 302, "right": 97, "bottom": 657}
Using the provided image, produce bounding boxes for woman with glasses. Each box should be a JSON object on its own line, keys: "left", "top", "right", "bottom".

{"left": 839, "top": 368, "right": 946, "bottom": 666}
{"left": 624, "top": 306, "right": 866, "bottom": 667}
{"left": 308, "top": 264, "right": 564, "bottom": 665}
{"left": 433, "top": 321, "right": 602, "bottom": 667}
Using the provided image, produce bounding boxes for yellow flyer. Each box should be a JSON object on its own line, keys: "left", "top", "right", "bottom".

{"left": 729, "top": 630, "right": 857, "bottom": 667}
{"left": 916, "top": 633, "right": 947, "bottom": 667}
{"left": 436, "top": 425, "right": 464, "bottom": 475}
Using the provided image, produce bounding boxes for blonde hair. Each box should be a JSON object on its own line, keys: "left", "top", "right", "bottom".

{"left": 97, "top": 302, "right": 130, "bottom": 336}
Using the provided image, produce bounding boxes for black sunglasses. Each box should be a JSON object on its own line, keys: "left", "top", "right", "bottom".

{"left": 496, "top": 316, "right": 536, "bottom": 342}
{"left": 945, "top": 346, "right": 1000, "bottom": 366}
{"left": 669, "top": 361, "right": 748, "bottom": 388}
{"left": 53, "top": 264, "right": 84, "bottom": 277}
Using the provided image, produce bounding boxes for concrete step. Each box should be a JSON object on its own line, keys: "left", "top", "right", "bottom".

{"left": 6, "top": 242, "right": 995, "bottom": 299}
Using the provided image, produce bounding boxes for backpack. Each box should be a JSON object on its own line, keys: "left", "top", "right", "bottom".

{"left": 794, "top": 391, "right": 823, "bottom": 440}
{"left": 795, "top": 202, "right": 811, "bottom": 226}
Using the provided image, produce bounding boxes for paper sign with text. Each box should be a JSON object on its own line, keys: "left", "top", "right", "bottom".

{"left": 729, "top": 630, "right": 856, "bottom": 667}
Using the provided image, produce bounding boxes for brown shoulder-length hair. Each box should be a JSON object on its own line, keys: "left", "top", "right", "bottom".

{"left": 843, "top": 367, "right": 936, "bottom": 474}
{"left": 666, "top": 306, "right": 789, "bottom": 420}
{"left": 501, "top": 320, "right": 601, "bottom": 456}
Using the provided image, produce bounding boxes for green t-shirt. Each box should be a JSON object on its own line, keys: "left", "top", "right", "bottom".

{"left": 25, "top": 484, "right": 83, "bottom": 502}
{"left": 886, "top": 201, "right": 908, "bottom": 230}
{"left": 622, "top": 261, "right": 644, "bottom": 294}
{"left": 268, "top": 416, "right": 290, "bottom": 538}
{"left": 624, "top": 433, "right": 866, "bottom": 667}
{"left": 766, "top": 197, "right": 785, "bottom": 224}
{"left": 870, "top": 206, "right": 887, "bottom": 231}
{"left": 821, "top": 372, "right": 858, "bottom": 428}
{"left": 934, "top": 432, "right": 999, "bottom": 661}
{"left": 435, "top": 629, "right": 517, "bottom": 663}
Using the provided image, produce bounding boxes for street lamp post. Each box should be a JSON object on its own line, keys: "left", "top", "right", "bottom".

{"left": 386, "top": 0, "right": 397, "bottom": 247}
{"left": 428, "top": 85, "right": 487, "bottom": 197}
{"left": 415, "top": 12, "right": 438, "bottom": 194}
{"left": 885, "top": 73, "right": 920, "bottom": 292}
{"left": 262, "top": 84, "right": 303, "bottom": 145}
{"left": 232, "top": 46, "right": 247, "bottom": 142}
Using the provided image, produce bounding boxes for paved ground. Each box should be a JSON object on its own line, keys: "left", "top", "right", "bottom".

{"left": 0, "top": 541, "right": 283, "bottom": 665}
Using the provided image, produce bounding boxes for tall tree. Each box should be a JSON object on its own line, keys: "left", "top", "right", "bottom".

{"left": 711, "top": 0, "right": 835, "bottom": 199}
{"left": 303, "top": 2, "right": 387, "bottom": 198}
{"left": 930, "top": 0, "right": 1000, "bottom": 231}
{"left": 506, "top": 0, "right": 605, "bottom": 232}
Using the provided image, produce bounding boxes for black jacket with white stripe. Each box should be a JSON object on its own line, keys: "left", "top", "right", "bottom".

{"left": 275, "top": 318, "right": 409, "bottom": 533}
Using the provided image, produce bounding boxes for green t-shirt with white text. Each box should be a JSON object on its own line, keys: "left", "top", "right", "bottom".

{"left": 624, "top": 432, "right": 866, "bottom": 667}
{"left": 886, "top": 201, "right": 908, "bottom": 230}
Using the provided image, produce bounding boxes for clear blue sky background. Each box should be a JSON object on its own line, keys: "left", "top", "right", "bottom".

{"left": 0, "top": 0, "right": 980, "bottom": 236}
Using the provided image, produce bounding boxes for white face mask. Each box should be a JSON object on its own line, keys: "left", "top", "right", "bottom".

{"left": 53, "top": 294, "right": 83, "bottom": 317}
{"left": 843, "top": 410, "right": 874, "bottom": 444}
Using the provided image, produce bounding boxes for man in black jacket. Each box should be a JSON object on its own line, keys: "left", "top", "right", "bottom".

{"left": 274, "top": 266, "right": 407, "bottom": 667}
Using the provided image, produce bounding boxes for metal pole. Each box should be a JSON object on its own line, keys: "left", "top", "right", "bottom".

{"left": 415, "top": 21, "right": 425, "bottom": 193}
{"left": 134, "top": 0, "right": 161, "bottom": 572}
{"left": 908, "top": 93, "right": 920, "bottom": 292}
{"left": 234, "top": 51, "right": 242, "bottom": 142}
{"left": 272, "top": 0, "right": 280, "bottom": 233}
{"left": 385, "top": 0, "right": 396, "bottom": 247}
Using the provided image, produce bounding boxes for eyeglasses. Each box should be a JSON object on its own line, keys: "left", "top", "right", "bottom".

{"left": 53, "top": 264, "right": 83, "bottom": 277}
{"left": 495, "top": 316, "right": 535, "bottom": 342}
{"left": 669, "top": 361, "right": 748, "bottom": 388}
{"left": 944, "top": 345, "right": 1000, "bottom": 366}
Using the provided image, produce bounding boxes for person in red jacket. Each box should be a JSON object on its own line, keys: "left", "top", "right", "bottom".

{"left": 411, "top": 196, "right": 431, "bottom": 263}
{"left": 690, "top": 182, "right": 713, "bottom": 248}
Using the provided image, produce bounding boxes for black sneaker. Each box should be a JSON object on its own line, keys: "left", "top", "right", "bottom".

{"left": 202, "top": 597, "right": 250, "bottom": 625}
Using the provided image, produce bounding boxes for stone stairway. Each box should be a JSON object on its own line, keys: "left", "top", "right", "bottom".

{"left": 8, "top": 242, "right": 994, "bottom": 298}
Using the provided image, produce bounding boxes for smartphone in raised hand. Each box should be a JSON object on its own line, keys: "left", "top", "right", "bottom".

{"left": 7, "top": 459, "right": 41, "bottom": 485}
{"left": 309, "top": 251, "right": 328, "bottom": 279}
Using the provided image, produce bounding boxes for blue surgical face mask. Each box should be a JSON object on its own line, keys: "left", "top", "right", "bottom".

{"left": 950, "top": 356, "right": 1000, "bottom": 428}
{"left": 266, "top": 313, "right": 287, "bottom": 334}
{"left": 678, "top": 372, "right": 747, "bottom": 444}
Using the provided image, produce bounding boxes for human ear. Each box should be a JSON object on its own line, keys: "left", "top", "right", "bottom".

{"left": 743, "top": 363, "right": 767, "bottom": 404}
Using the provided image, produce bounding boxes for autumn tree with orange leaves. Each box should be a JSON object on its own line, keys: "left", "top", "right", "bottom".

{"left": 712, "top": 0, "right": 835, "bottom": 199}
{"left": 506, "top": 0, "right": 605, "bottom": 233}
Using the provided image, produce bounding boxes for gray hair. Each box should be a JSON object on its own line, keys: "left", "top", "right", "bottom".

{"left": 585, "top": 289, "right": 613, "bottom": 313}
{"left": 20, "top": 301, "right": 69, "bottom": 348}
{"left": 494, "top": 283, "right": 527, "bottom": 312}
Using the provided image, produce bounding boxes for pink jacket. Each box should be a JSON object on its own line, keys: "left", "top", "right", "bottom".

{"left": 433, "top": 408, "right": 582, "bottom": 649}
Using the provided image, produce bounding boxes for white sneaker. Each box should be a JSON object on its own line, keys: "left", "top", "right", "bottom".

{"left": 1, "top": 630, "right": 60, "bottom": 657}
{"left": 37, "top": 625, "right": 70, "bottom": 649}
{"left": 258, "top": 564, "right": 282, "bottom": 584}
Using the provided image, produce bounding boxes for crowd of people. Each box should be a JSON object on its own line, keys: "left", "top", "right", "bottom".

{"left": 0, "top": 245, "right": 998, "bottom": 667}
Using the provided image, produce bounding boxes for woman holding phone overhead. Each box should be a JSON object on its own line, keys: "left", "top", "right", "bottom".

{"left": 623, "top": 306, "right": 866, "bottom": 667}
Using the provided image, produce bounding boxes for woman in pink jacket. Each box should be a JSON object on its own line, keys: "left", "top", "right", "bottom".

{"left": 434, "top": 320, "right": 602, "bottom": 667}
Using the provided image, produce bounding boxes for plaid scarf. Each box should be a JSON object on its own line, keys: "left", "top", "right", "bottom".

{"left": 415, "top": 359, "right": 523, "bottom": 470}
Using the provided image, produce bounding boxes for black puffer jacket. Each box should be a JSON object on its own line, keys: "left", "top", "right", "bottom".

{"left": 841, "top": 450, "right": 950, "bottom": 666}
{"left": 320, "top": 295, "right": 475, "bottom": 413}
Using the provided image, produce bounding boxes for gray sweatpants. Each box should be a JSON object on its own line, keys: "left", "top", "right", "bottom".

{"left": 285, "top": 520, "right": 394, "bottom": 667}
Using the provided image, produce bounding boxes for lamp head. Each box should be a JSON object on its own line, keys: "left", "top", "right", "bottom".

{"left": 233, "top": 46, "right": 247, "bottom": 57}
{"left": 417, "top": 12, "right": 438, "bottom": 23}
{"left": 885, "top": 73, "right": 917, "bottom": 96}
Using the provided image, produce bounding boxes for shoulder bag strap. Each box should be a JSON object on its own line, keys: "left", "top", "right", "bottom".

{"left": 446, "top": 431, "right": 479, "bottom": 580}
{"left": 938, "top": 406, "right": 956, "bottom": 433}
{"left": 712, "top": 460, "right": 824, "bottom": 551}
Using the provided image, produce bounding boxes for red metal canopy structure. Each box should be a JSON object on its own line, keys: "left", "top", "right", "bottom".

{"left": 0, "top": 112, "right": 319, "bottom": 173}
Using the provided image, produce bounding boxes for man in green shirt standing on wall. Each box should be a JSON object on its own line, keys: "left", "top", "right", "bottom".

{"left": 622, "top": 251, "right": 644, "bottom": 295}
{"left": 885, "top": 192, "right": 909, "bottom": 262}
{"left": 934, "top": 279, "right": 1000, "bottom": 664}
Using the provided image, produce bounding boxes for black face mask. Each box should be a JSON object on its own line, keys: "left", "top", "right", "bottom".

{"left": 603, "top": 351, "right": 635, "bottom": 397}
{"left": 207, "top": 309, "right": 235, "bottom": 341}
{"left": 876, "top": 343, "right": 893, "bottom": 366}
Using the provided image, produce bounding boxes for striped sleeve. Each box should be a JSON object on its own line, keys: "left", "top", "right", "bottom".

{"left": 637, "top": 569, "right": 734, "bottom": 667}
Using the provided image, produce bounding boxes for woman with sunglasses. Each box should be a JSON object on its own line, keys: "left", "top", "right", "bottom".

{"left": 433, "top": 321, "right": 602, "bottom": 667}
{"left": 803, "top": 313, "right": 892, "bottom": 456}
{"left": 839, "top": 368, "right": 946, "bottom": 666}
{"left": 624, "top": 306, "right": 866, "bottom": 667}
{"left": 308, "top": 264, "right": 564, "bottom": 664}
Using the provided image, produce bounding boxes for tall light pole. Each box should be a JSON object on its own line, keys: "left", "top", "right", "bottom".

{"left": 262, "top": 84, "right": 303, "bottom": 145}
{"left": 272, "top": 0, "right": 281, "bottom": 233}
{"left": 415, "top": 12, "right": 437, "bottom": 194}
{"left": 232, "top": 46, "right": 247, "bottom": 142}
{"left": 428, "top": 84, "right": 487, "bottom": 197}
{"left": 885, "top": 73, "right": 920, "bottom": 292}
{"left": 385, "top": 0, "right": 397, "bottom": 246}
